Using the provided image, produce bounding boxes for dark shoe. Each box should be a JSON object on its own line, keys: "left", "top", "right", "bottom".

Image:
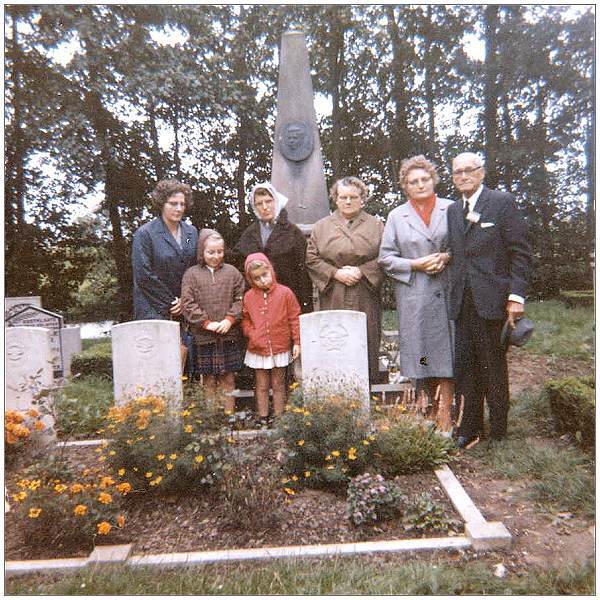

{"left": 456, "top": 435, "right": 480, "bottom": 449}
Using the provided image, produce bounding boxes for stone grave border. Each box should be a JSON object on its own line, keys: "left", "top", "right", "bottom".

{"left": 6, "top": 435, "right": 511, "bottom": 578}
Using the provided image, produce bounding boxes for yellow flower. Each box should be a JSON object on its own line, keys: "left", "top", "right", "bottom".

{"left": 181, "top": 410, "right": 191, "bottom": 417}
{"left": 28, "top": 508, "right": 42, "bottom": 518}
{"left": 362, "top": 440, "right": 370, "bottom": 446}
{"left": 347, "top": 447, "right": 358, "bottom": 461}
{"left": 29, "top": 480, "right": 41, "bottom": 491}
{"left": 97, "top": 521, "right": 112, "bottom": 535}
{"left": 304, "top": 471, "right": 311, "bottom": 478}
{"left": 117, "top": 514, "right": 125, "bottom": 528}
{"left": 54, "top": 484, "right": 68, "bottom": 493}
{"left": 331, "top": 450, "right": 340, "bottom": 457}
{"left": 12, "top": 491, "right": 27, "bottom": 502}
{"left": 184, "top": 425, "right": 193, "bottom": 433}
{"left": 283, "top": 487, "right": 296, "bottom": 495}
{"left": 117, "top": 482, "right": 131, "bottom": 495}
{"left": 368, "top": 435, "right": 376, "bottom": 441}
{"left": 281, "top": 478, "right": 290, "bottom": 484}
{"left": 108, "top": 450, "right": 116, "bottom": 456}
{"left": 194, "top": 455, "right": 204, "bottom": 464}
{"left": 118, "top": 468, "right": 126, "bottom": 477}
{"left": 98, "top": 492, "right": 112, "bottom": 504}
{"left": 70, "top": 483, "right": 84, "bottom": 494}
{"left": 149, "top": 476, "right": 163, "bottom": 486}
{"left": 169, "top": 453, "right": 177, "bottom": 460}
{"left": 227, "top": 437, "right": 235, "bottom": 444}
{"left": 145, "top": 472, "right": 153, "bottom": 478}
{"left": 291, "top": 475, "right": 299, "bottom": 481}
{"left": 297, "top": 440, "right": 305, "bottom": 446}
{"left": 98, "top": 455, "right": 106, "bottom": 462}
{"left": 166, "top": 463, "right": 174, "bottom": 471}
{"left": 156, "top": 454, "right": 165, "bottom": 461}
{"left": 74, "top": 504, "right": 87, "bottom": 516}
{"left": 16, "top": 479, "right": 31, "bottom": 489}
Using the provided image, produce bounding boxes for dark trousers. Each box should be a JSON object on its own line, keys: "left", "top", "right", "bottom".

{"left": 455, "top": 287, "right": 509, "bottom": 440}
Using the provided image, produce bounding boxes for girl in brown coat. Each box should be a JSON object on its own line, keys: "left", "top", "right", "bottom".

{"left": 181, "top": 229, "right": 245, "bottom": 412}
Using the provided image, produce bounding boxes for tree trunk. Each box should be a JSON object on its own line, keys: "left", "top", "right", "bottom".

{"left": 424, "top": 5, "right": 436, "bottom": 157}
{"left": 483, "top": 5, "right": 500, "bottom": 189}
{"left": 500, "top": 83, "right": 514, "bottom": 193}
{"left": 327, "top": 6, "right": 345, "bottom": 180}
{"left": 148, "top": 99, "right": 165, "bottom": 180}
{"left": 172, "top": 106, "right": 181, "bottom": 178}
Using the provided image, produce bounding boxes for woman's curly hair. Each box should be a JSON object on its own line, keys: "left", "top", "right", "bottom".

{"left": 150, "top": 179, "right": 194, "bottom": 213}
{"left": 398, "top": 155, "right": 440, "bottom": 191}
{"left": 329, "top": 176, "right": 369, "bottom": 202}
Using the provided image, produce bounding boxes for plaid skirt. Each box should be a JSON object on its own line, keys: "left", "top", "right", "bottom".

{"left": 196, "top": 339, "right": 243, "bottom": 375}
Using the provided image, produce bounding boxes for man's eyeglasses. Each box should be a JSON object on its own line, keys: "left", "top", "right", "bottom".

{"left": 453, "top": 166, "right": 482, "bottom": 177}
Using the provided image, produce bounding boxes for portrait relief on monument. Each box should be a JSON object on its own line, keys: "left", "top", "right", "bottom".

{"left": 277, "top": 120, "right": 314, "bottom": 162}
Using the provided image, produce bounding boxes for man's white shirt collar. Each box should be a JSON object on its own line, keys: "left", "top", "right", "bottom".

{"left": 463, "top": 185, "right": 484, "bottom": 211}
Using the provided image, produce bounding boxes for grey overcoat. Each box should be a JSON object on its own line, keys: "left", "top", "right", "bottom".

{"left": 378, "top": 198, "right": 454, "bottom": 378}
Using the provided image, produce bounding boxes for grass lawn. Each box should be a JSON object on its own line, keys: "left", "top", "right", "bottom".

{"left": 6, "top": 556, "right": 594, "bottom": 595}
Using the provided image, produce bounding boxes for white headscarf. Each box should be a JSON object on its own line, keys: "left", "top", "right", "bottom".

{"left": 246, "top": 182, "right": 289, "bottom": 222}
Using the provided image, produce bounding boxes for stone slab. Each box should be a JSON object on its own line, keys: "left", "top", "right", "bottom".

{"left": 5, "top": 296, "right": 42, "bottom": 320}
{"left": 89, "top": 544, "right": 133, "bottom": 563}
{"left": 61, "top": 325, "right": 82, "bottom": 377}
{"left": 465, "top": 521, "right": 513, "bottom": 551}
{"left": 300, "top": 310, "right": 370, "bottom": 410}
{"left": 111, "top": 320, "right": 182, "bottom": 408}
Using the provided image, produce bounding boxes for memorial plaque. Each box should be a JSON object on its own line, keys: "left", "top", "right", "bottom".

{"left": 300, "top": 310, "right": 370, "bottom": 411}
{"left": 6, "top": 306, "right": 64, "bottom": 378}
{"left": 5, "top": 296, "right": 42, "bottom": 320}
{"left": 5, "top": 326, "right": 56, "bottom": 443}
{"left": 111, "top": 320, "right": 183, "bottom": 409}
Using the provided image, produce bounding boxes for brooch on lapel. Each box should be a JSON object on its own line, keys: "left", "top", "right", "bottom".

{"left": 185, "top": 238, "right": 191, "bottom": 244}
{"left": 466, "top": 211, "right": 481, "bottom": 224}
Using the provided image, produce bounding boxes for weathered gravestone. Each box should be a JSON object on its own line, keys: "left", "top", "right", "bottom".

{"left": 5, "top": 306, "right": 64, "bottom": 378}
{"left": 5, "top": 326, "right": 56, "bottom": 443}
{"left": 299, "top": 310, "right": 370, "bottom": 411}
{"left": 271, "top": 30, "right": 330, "bottom": 233}
{"left": 61, "top": 325, "right": 82, "bottom": 377}
{"left": 5, "top": 296, "right": 42, "bottom": 320}
{"left": 111, "top": 320, "right": 182, "bottom": 409}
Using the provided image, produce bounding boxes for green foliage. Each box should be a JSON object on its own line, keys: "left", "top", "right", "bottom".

{"left": 219, "top": 442, "right": 283, "bottom": 531}
{"left": 9, "top": 455, "right": 127, "bottom": 548}
{"left": 373, "top": 417, "right": 454, "bottom": 476}
{"left": 104, "top": 394, "right": 229, "bottom": 494}
{"left": 545, "top": 376, "right": 595, "bottom": 446}
{"left": 5, "top": 558, "right": 595, "bottom": 595}
{"left": 475, "top": 439, "right": 595, "bottom": 517}
{"left": 402, "top": 493, "right": 461, "bottom": 534}
{"left": 346, "top": 472, "right": 405, "bottom": 526}
{"left": 522, "top": 300, "right": 594, "bottom": 361}
{"left": 54, "top": 376, "right": 113, "bottom": 439}
{"left": 275, "top": 395, "right": 375, "bottom": 489}
{"left": 71, "top": 341, "right": 113, "bottom": 379}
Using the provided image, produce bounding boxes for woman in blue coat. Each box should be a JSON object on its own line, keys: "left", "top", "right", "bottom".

{"left": 132, "top": 179, "right": 199, "bottom": 369}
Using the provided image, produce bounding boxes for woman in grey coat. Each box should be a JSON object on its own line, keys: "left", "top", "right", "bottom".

{"left": 378, "top": 155, "right": 454, "bottom": 435}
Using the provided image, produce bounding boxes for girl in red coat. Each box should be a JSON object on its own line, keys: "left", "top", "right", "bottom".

{"left": 242, "top": 253, "right": 301, "bottom": 425}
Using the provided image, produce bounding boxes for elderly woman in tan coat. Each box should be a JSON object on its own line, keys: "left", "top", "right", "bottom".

{"left": 306, "top": 176, "right": 385, "bottom": 382}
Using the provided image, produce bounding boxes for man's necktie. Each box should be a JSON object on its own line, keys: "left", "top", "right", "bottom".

{"left": 463, "top": 201, "right": 469, "bottom": 219}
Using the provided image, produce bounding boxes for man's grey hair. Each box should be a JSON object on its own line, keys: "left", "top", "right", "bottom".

{"left": 454, "top": 152, "right": 485, "bottom": 168}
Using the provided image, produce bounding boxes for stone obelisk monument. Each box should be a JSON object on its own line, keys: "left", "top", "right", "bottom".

{"left": 272, "top": 31, "right": 330, "bottom": 233}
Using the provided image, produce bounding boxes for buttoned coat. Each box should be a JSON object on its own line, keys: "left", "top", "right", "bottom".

{"left": 132, "top": 217, "right": 198, "bottom": 320}
{"left": 447, "top": 186, "right": 531, "bottom": 320}
{"left": 378, "top": 197, "right": 454, "bottom": 378}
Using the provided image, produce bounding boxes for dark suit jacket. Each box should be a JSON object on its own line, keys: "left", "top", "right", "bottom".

{"left": 234, "top": 209, "right": 313, "bottom": 312}
{"left": 132, "top": 216, "right": 198, "bottom": 320}
{"left": 447, "top": 186, "right": 531, "bottom": 320}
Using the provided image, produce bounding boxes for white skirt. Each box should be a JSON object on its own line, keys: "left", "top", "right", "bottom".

{"left": 244, "top": 350, "right": 290, "bottom": 369}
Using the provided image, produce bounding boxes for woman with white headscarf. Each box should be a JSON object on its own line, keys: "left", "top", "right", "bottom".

{"left": 235, "top": 182, "right": 312, "bottom": 312}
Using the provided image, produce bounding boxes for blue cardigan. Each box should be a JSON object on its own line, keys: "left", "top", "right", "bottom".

{"left": 132, "top": 217, "right": 198, "bottom": 320}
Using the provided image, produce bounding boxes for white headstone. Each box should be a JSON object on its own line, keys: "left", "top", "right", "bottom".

{"left": 61, "top": 326, "right": 82, "bottom": 377}
{"left": 5, "top": 326, "right": 56, "bottom": 443}
{"left": 111, "top": 320, "right": 182, "bottom": 408}
{"left": 300, "top": 310, "right": 370, "bottom": 411}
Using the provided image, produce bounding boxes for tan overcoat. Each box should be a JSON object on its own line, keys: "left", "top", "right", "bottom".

{"left": 306, "top": 210, "right": 385, "bottom": 381}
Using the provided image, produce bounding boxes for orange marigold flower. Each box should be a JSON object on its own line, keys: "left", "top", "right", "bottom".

{"left": 70, "top": 483, "right": 84, "bottom": 494}
{"left": 297, "top": 440, "right": 305, "bottom": 446}
{"left": 283, "top": 487, "right": 296, "bottom": 495}
{"left": 117, "top": 514, "right": 125, "bottom": 528}
{"left": 169, "top": 453, "right": 177, "bottom": 460}
{"left": 166, "top": 463, "right": 174, "bottom": 471}
{"left": 145, "top": 472, "right": 153, "bottom": 478}
{"left": 5, "top": 432, "right": 18, "bottom": 444}
{"left": 54, "top": 484, "right": 68, "bottom": 493}
{"left": 149, "top": 476, "right": 163, "bottom": 486}
{"left": 118, "top": 468, "right": 126, "bottom": 477}
{"left": 331, "top": 450, "right": 340, "bottom": 457}
{"left": 156, "top": 454, "right": 165, "bottom": 461}
{"left": 100, "top": 476, "right": 115, "bottom": 488}
{"left": 27, "top": 408, "right": 40, "bottom": 417}
{"left": 97, "top": 521, "right": 112, "bottom": 535}
{"left": 12, "top": 491, "right": 27, "bottom": 502}
{"left": 33, "top": 420, "right": 45, "bottom": 431}
{"left": 184, "top": 425, "right": 193, "bottom": 433}
{"left": 98, "top": 492, "right": 112, "bottom": 504}
{"left": 194, "top": 455, "right": 204, "bottom": 464}
{"left": 74, "top": 504, "right": 87, "bottom": 516}
{"left": 28, "top": 507, "right": 42, "bottom": 518}
{"left": 29, "top": 480, "right": 41, "bottom": 491}
{"left": 117, "top": 482, "right": 132, "bottom": 495}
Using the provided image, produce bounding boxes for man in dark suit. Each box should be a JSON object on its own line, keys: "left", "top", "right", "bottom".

{"left": 447, "top": 152, "right": 531, "bottom": 448}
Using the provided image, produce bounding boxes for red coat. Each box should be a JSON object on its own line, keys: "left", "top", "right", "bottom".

{"left": 242, "top": 252, "right": 301, "bottom": 356}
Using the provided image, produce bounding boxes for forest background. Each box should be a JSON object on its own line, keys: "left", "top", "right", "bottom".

{"left": 4, "top": 4, "right": 595, "bottom": 322}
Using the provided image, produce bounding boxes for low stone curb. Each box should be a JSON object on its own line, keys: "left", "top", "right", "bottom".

{"left": 5, "top": 464, "right": 512, "bottom": 577}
